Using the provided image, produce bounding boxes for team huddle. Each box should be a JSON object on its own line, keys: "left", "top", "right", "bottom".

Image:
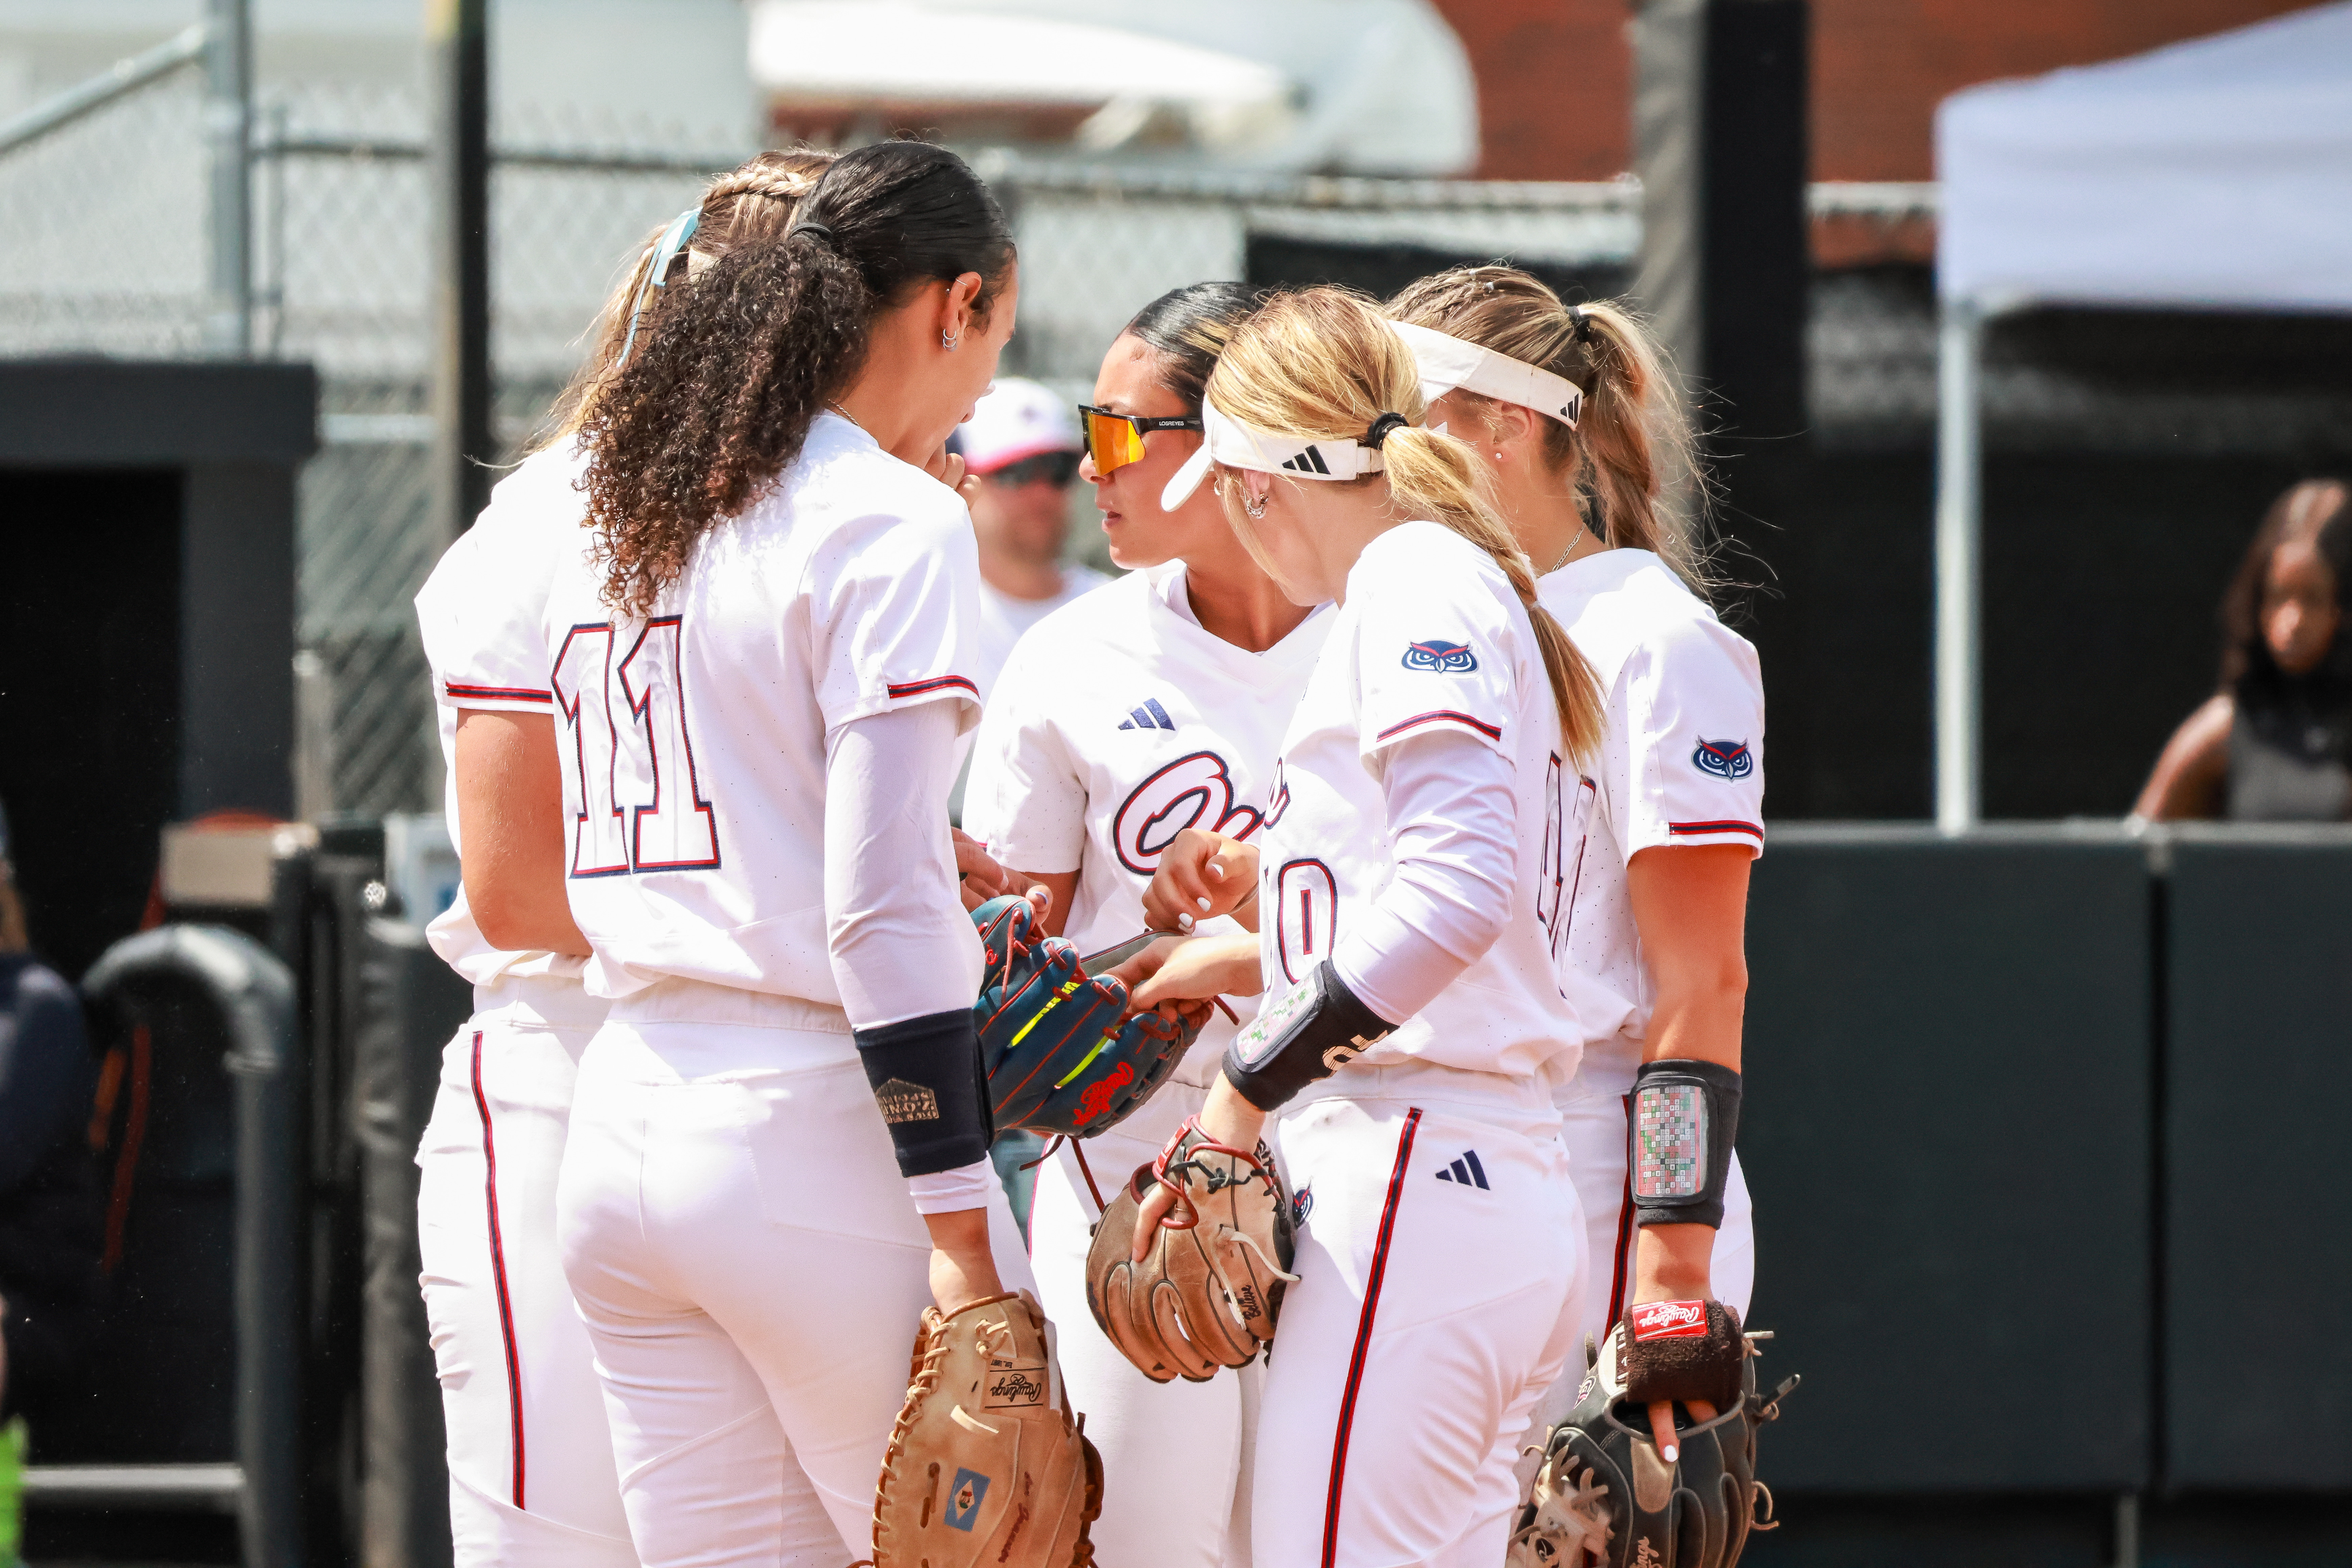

{"left": 411, "top": 142, "right": 1790, "bottom": 1568}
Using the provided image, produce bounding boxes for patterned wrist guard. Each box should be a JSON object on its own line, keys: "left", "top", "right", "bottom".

{"left": 1221, "top": 960, "right": 1395, "bottom": 1112}
{"left": 1629, "top": 1058, "right": 1742, "bottom": 1228}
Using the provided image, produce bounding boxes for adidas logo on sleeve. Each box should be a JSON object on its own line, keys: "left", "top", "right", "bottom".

{"left": 1116, "top": 697, "right": 1177, "bottom": 732}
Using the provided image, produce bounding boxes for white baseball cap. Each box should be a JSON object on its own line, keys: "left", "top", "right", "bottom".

{"left": 1389, "top": 319, "right": 1583, "bottom": 428}
{"left": 955, "top": 377, "right": 1083, "bottom": 476}
{"left": 1159, "top": 397, "right": 1392, "bottom": 512}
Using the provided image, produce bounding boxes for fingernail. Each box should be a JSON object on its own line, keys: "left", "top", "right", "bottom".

{"left": 1177, "top": 912, "right": 1195, "bottom": 932}
{"left": 1663, "top": 1445, "right": 1677, "bottom": 1463}
{"left": 1196, "top": 896, "right": 1212, "bottom": 912}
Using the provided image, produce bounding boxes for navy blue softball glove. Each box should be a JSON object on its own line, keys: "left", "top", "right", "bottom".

{"left": 971, "top": 895, "right": 1196, "bottom": 1139}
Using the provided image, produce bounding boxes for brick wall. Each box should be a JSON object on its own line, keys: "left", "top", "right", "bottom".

{"left": 1428, "top": 0, "right": 2324, "bottom": 182}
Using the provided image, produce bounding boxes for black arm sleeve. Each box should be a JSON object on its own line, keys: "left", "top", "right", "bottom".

{"left": 854, "top": 1008, "right": 995, "bottom": 1178}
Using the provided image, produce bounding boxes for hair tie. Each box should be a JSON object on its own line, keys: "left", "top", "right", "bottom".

{"left": 1570, "top": 304, "right": 1598, "bottom": 345}
{"left": 1364, "top": 412, "right": 1408, "bottom": 449}
{"left": 788, "top": 220, "right": 834, "bottom": 248}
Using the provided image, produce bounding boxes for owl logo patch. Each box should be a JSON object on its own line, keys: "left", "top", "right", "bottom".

{"left": 1692, "top": 739, "right": 1754, "bottom": 780}
{"left": 1402, "top": 639, "right": 1478, "bottom": 674}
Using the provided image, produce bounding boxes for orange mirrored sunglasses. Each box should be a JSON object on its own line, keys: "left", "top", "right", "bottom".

{"left": 1079, "top": 405, "right": 1203, "bottom": 477}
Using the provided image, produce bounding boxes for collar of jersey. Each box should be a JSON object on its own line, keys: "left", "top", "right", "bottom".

{"left": 1160, "top": 396, "right": 1386, "bottom": 512}
{"left": 1390, "top": 320, "right": 1583, "bottom": 429}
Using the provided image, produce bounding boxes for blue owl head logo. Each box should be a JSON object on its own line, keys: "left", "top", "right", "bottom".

{"left": 1402, "top": 640, "right": 1478, "bottom": 674}
{"left": 1693, "top": 739, "right": 1754, "bottom": 780}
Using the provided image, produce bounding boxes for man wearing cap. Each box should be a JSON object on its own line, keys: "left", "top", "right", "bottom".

{"left": 955, "top": 378, "right": 1113, "bottom": 699}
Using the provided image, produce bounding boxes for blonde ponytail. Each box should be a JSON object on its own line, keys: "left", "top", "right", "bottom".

{"left": 1206, "top": 288, "right": 1606, "bottom": 761}
{"left": 1387, "top": 267, "right": 1715, "bottom": 597}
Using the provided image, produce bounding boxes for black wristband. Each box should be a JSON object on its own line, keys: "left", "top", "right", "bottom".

{"left": 854, "top": 1008, "right": 994, "bottom": 1177}
{"left": 1628, "top": 1057, "right": 1742, "bottom": 1229}
{"left": 1222, "top": 960, "right": 1395, "bottom": 1112}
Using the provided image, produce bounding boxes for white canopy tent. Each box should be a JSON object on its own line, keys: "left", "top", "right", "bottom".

{"left": 1930, "top": 2, "right": 2352, "bottom": 828}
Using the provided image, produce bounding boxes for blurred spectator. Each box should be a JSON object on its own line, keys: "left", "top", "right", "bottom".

{"left": 2135, "top": 479, "right": 2352, "bottom": 821}
{"left": 0, "top": 800, "right": 102, "bottom": 1422}
{"left": 956, "top": 379, "right": 1112, "bottom": 698}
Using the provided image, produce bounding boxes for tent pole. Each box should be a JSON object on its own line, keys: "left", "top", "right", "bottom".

{"left": 1934, "top": 296, "right": 1983, "bottom": 833}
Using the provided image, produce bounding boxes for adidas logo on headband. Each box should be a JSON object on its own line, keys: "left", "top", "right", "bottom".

{"left": 1280, "top": 448, "right": 1332, "bottom": 475}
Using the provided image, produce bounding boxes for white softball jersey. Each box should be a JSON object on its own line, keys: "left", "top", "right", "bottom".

{"left": 1511, "top": 547, "right": 1764, "bottom": 1477}
{"left": 962, "top": 560, "right": 1332, "bottom": 1081}
{"left": 1245, "top": 521, "right": 1588, "bottom": 1567}
{"left": 539, "top": 412, "right": 987, "bottom": 1010}
{"left": 415, "top": 444, "right": 594, "bottom": 993}
{"left": 1254, "top": 520, "right": 1585, "bottom": 1083}
{"left": 410, "top": 442, "right": 635, "bottom": 1568}
{"left": 961, "top": 561, "right": 1328, "bottom": 1568}
{"left": 541, "top": 412, "right": 1034, "bottom": 1566}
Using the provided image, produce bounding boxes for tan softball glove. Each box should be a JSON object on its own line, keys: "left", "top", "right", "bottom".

{"left": 869, "top": 1290, "right": 1101, "bottom": 1568}
{"left": 1083, "top": 1115, "right": 1297, "bottom": 1383}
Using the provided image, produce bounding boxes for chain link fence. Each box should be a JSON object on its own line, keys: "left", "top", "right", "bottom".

{"left": 0, "top": 58, "right": 1636, "bottom": 817}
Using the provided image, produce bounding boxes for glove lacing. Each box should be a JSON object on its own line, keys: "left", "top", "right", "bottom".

{"left": 1148, "top": 1118, "right": 1300, "bottom": 1282}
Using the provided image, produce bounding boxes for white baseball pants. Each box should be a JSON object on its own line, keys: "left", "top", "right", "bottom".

{"left": 1254, "top": 1063, "right": 1586, "bottom": 1568}
{"left": 1027, "top": 1078, "right": 1263, "bottom": 1568}
{"left": 415, "top": 976, "right": 637, "bottom": 1568}
{"left": 555, "top": 984, "right": 1035, "bottom": 1568}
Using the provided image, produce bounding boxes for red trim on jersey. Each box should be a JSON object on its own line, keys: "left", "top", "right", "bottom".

{"left": 1668, "top": 819, "right": 1763, "bottom": 840}
{"left": 1374, "top": 710, "right": 1502, "bottom": 744}
{"left": 887, "top": 675, "right": 979, "bottom": 700}
{"left": 471, "top": 1032, "right": 528, "bottom": 1509}
{"left": 1608, "top": 1091, "right": 1636, "bottom": 1329}
{"left": 446, "top": 681, "right": 553, "bottom": 704}
{"left": 1322, "top": 1106, "right": 1421, "bottom": 1568}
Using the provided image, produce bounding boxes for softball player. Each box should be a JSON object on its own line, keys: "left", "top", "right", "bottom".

{"left": 961, "top": 281, "right": 1330, "bottom": 1568}
{"left": 410, "top": 151, "right": 830, "bottom": 1568}
{"left": 1119, "top": 287, "right": 1599, "bottom": 1568}
{"left": 541, "top": 142, "right": 1038, "bottom": 1568}
{"left": 1386, "top": 268, "right": 1759, "bottom": 1462}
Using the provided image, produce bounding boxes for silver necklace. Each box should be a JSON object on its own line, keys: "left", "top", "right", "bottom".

{"left": 1546, "top": 522, "right": 1593, "bottom": 574}
{"left": 826, "top": 400, "right": 865, "bottom": 433}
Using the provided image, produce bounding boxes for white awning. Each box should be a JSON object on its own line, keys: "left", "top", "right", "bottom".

{"left": 1937, "top": 2, "right": 2352, "bottom": 312}
{"left": 749, "top": 2, "right": 1287, "bottom": 109}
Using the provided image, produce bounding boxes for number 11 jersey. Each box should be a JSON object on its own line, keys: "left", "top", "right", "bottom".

{"left": 539, "top": 412, "right": 986, "bottom": 1005}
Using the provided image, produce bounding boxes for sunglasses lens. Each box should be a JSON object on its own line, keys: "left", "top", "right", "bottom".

{"left": 1084, "top": 411, "right": 1146, "bottom": 475}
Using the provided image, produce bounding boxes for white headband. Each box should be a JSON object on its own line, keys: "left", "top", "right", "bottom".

{"left": 1390, "top": 319, "right": 1583, "bottom": 429}
{"left": 1161, "top": 396, "right": 1390, "bottom": 512}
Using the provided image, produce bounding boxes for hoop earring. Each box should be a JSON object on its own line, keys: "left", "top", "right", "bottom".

{"left": 1242, "top": 488, "right": 1268, "bottom": 520}
{"left": 941, "top": 329, "right": 960, "bottom": 351}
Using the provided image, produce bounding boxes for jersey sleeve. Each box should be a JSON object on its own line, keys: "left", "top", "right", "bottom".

{"left": 959, "top": 633, "right": 1088, "bottom": 874}
{"left": 809, "top": 492, "right": 983, "bottom": 736}
{"left": 415, "top": 521, "right": 558, "bottom": 716}
{"left": 1619, "top": 615, "right": 1766, "bottom": 857}
{"left": 1351, "top": 537, "right": 1521, "bottom": 760}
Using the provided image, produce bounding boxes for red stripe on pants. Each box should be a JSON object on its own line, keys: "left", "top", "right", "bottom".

{"left": 1321, "top": 1106, "right": 1422, "bottom": 1568}
{"left": 471, "top": 1030, "right": 528, "bottom": 1508}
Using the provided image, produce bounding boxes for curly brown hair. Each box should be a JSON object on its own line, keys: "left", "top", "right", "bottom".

{"left": 536, "top": 148, "right": 837, "bottom": 449}
{"left": 581, "top": 141, "right": 1013, "bottom": 615}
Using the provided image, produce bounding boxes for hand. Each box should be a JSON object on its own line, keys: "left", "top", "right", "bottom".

{"left": 1142, "top": 829, "right": 1260, "bottom": 933}
{"left": 1129, "top": 1076, "right": 1269, "bottom": 1261}
{"left": 953, "top": 829, "right": 1049, "bottom": 916}
{"left": 922, "top": 1206, "right": 1003, "bottom": 1317}
{"left": 1110, "top": 933, "right": 1260, "bottom": 1014}
{"left": 923, "top": 445, "right": 984, "bottom": 509}
{"left": 1627, "top": 1222, "right": 1720, "bottom": 1461}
